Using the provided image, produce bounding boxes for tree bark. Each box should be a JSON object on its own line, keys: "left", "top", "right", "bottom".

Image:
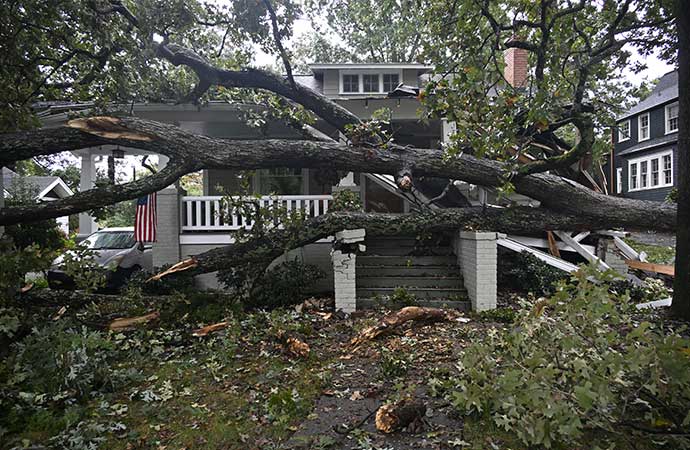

{"left": 350, "top": 306, "right": 457, "bottom": 349}
{"left": 0, "top": 116, "right": 677, "bottom": 231}
{"left": 672, "top": 1, "right": 690, "bottom": 320}
{"left": 148, "top": 207, "right": 678, "bottom": 281}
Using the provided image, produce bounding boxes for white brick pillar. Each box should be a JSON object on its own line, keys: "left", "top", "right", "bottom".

{"left": 153, "top": 186, "right": 181, "bottom": 268}
{"left": 332, "top": 228, "right": 366, "bottom": 313}
{"left": 78, "top": 152, "right": 97, "bottom": 238}
{"left": 457, "top": 231, "right": 498, "bottom": 311}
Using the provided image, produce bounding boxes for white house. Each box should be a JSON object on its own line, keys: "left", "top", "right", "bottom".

{"left": 2, "top": 167, "right": 74, "bottom": 234}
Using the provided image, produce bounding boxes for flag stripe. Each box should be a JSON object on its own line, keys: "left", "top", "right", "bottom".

{"left": 135, "top": 192, "right": 157, "bottom": 242}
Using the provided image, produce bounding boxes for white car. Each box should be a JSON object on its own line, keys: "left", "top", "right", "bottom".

{"left": 48, "top": 227, "right": 153, "bottom": 290}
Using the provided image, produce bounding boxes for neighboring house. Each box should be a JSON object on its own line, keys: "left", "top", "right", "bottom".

{"left": 2, "top": 167, "right": 74, "bottom": 234}
{"left": 607, "top": 70, "right": 679, "bottom": 201}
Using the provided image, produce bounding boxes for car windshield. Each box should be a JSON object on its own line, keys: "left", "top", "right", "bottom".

{"left": 84, "top": 231, "right": 136, "bottom": 249}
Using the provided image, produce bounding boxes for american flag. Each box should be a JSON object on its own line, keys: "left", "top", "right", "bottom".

{"left": 135, "top": 193, "right": 157, "bottom": 242}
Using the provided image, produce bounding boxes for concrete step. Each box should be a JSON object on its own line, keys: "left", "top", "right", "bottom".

{"left": 357, "top": 286, "right": 468, "bottom": 301}
{"left": 357, "top": 255, "right": 457, "bottom": 266}
{"left": 357, "top": 265, "right": 459, "bottom": 277}
{"left": 357, "top": 275, "right": 463, "bottom": 288}
{"left": 357, "top": 298, "right": 471, "bottom": 311}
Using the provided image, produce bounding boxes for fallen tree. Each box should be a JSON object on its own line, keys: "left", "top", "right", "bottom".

{"left": 0, "top": 116, "right": 676, "bottom": 230}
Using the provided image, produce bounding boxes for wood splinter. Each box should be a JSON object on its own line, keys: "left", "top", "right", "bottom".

{"left": 109, "top": 311, "right": 160, "bottom": 331}
{"left": 350, "top": 306, "right": 458, "bottom": 348}
{"left": 147, "top": 258, "right": 198, "bottom": 282}
{"left": 375, "top": 399, "right": 426, "bottom": 433}
{"left": 276, "top": 330, "right": 310, "bottom": 358}
{"left": 192, "top": 321, "right": 229, "bottom": 337}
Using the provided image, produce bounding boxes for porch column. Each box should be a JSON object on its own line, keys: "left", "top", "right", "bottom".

{"left": 332, "top": 228, "right": 366, "bottom": 313}
{"left": 457, "top": 231, "right": 498, "bottom": 311}
{"left": 0, "top": 165, "right": 5, "bottom": 238}
{"left": 78, "top": 152, "right": 96, "bottom": 238}
{"left": 153, "top": 186, "right": 181, "bottom": 268}
{"left": 158, "top": 155, "right": 169, "bottom": 170}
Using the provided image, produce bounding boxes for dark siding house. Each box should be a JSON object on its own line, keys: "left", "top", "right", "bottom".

{"left": 607, "top": 70, "right": 679, "bottom": 202}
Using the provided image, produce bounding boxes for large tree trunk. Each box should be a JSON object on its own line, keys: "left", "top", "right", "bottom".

{"left": 0, "top": 117, "right": 677, "bottom": 231}
{"left": 672, "top": 1, "right": 690, "bottom": 320}
{"left": 149, "top": 207, "right": 665, "bottom": 280}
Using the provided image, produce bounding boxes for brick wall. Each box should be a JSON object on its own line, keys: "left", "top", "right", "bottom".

{"left": 456, "top": 231, "right": 498, "bottom": 311}
{"left": 504, "top": 47, "right": 528, "bottom": 88}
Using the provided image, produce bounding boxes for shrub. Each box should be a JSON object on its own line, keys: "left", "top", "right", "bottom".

{"left": 247, "top": 260, "right": 325, "bottom": 309}
{"left": 442, "top": 266, "right": 690, "bottom": 448}
{"left": 9, "top": 323, "right": 116, "bottom": 399}
{"left": 498, "top": 250, "right": 567, "bottom": 295}
{"left": 330, "top": 189, "right": 363, "bottom": 212}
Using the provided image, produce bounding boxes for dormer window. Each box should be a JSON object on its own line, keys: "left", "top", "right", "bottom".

{"left": 618, "top": 120, "right": 630, "bottom": 142}
{"left": 666, "top": 102, "right": 679, "bottom": 134}
{"left": 362, "top": 74, "right": 379, "bottom": 93}
{"left": 339, "top": 70, "right": 403, "bottom": 94}
{"left": 383, "top": 74, "right": 400, "bottom": 92}
{"left": 342, "top": 74, "right": 359, "bottom": 93}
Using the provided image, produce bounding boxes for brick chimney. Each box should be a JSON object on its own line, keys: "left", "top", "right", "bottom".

{"left": 504, "top": 46, "right": 528, "bottom": 88}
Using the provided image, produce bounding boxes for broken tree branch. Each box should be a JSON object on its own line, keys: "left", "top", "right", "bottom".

{"left": 350, "top": 306, "right": 459, "bottom": 349}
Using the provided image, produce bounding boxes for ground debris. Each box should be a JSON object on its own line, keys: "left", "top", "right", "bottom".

{"left": 350, "top": 306, "right": 461, "bottom": 348}
{"left": 375, "top": 398, "right": 427, "bottom": 434}
{"left": 192, "top": 321, "right": 229, "bottom": 336}
{"left": 108, "top": 311, "right": 160, "bottom": 330}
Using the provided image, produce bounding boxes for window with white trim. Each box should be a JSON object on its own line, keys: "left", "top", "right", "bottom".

{"left": 339, "top": 70, "right": 403, "bottom": 94}
{"left": 628, "top": 150, "right": 674, "bottom": 191}
{"left": 640, "top": 160, "right": 648, "bottom": 188}
{"left": 666, "top": 102, "right": 679, "bottom": 134}
{"left": 618, "top": 120, "right": 630, "bottom": 142}
{"left": 663, "top": 154, "right": 673, "bottom": 184}
{"left": 630, "top": 163, "right": 638, "bottom": 190}
{"left": 362, "top": 74, "right": 379, "bottom": 93}
{"left": 383, "top": 73, "right": 399, "bottom": 92}
{"left": 342, "top": 74, "right": 359, "bottom": 93}
{"left": 638, "top": 113, "right": 650, "bottom": 141}
{"left": 616, "top": 167, "right": 622, "bottom": 194}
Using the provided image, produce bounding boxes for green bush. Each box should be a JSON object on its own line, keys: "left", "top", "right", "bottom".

{"left": 440, "top": 266, "right": 690, "bottom": 448}
{"left": 498, "top": 250, "right": 567, "bottom": 295}
{"left": 8, "top": 323, "right": 116, "bottom": 399}
{"left": 330, "top": 189, "right": 363, "bottom": 212}
{"left": 248, "top": 260, "right": 325, "bottom": 309}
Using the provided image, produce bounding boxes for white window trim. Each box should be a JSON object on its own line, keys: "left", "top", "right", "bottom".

{"left": 665, "top": 102, "right": 679, "bottom": 135}
{"left": 627, "top": 150, "right": 674, "bottom": 192}
{"left": 638, "top": 112, "right": 650, "bottom": 142}
{"left": 618, "top": 120, "right": 631, "bottom": 142}
{"left": 616, "top": 167, "right": 623, "bottom": 194}
{"left": 339, "top": 69, "right": 403, "bottom": 95}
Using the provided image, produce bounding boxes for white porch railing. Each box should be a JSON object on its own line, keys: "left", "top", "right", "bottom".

{"left": 181, "top": 195, "right": 333, "bottom": 232}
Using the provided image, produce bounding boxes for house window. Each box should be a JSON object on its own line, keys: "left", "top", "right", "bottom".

{"left": 383, "top": 73, "right": 400, "bottom": 92}
{"left": 362, "top": 74, "right": 380, "bottom": 93}
{"left": 618, "top": 120, "right": 630, "bottom": 142}
{"left": 342, "top": 74, "right": 359, "bottom": 93}
{"left": 663, "top": 154, "right": 673, "bottom": 184}
{"left": 630, "top": 163, "right": 638, "bottom": 190}
{"left": 640, "top": 160, "right": 648, "bottom": 188}
{"left": 651, "top": 159, "right": 659, "bottom": 186}
{"left": 616, "top": 167, "right": 623, "bottom": 193}
{"left": 666, "top": 102, "right": 679, "bottom": 134}
{"left": 638, "top": 113, "right": 650, "bottom": 141}
{"left": 257, "top": 168, "right": 303, "bottom": 195}
{"left": 628, "top": 151, "right": 673, "bottom": 191}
